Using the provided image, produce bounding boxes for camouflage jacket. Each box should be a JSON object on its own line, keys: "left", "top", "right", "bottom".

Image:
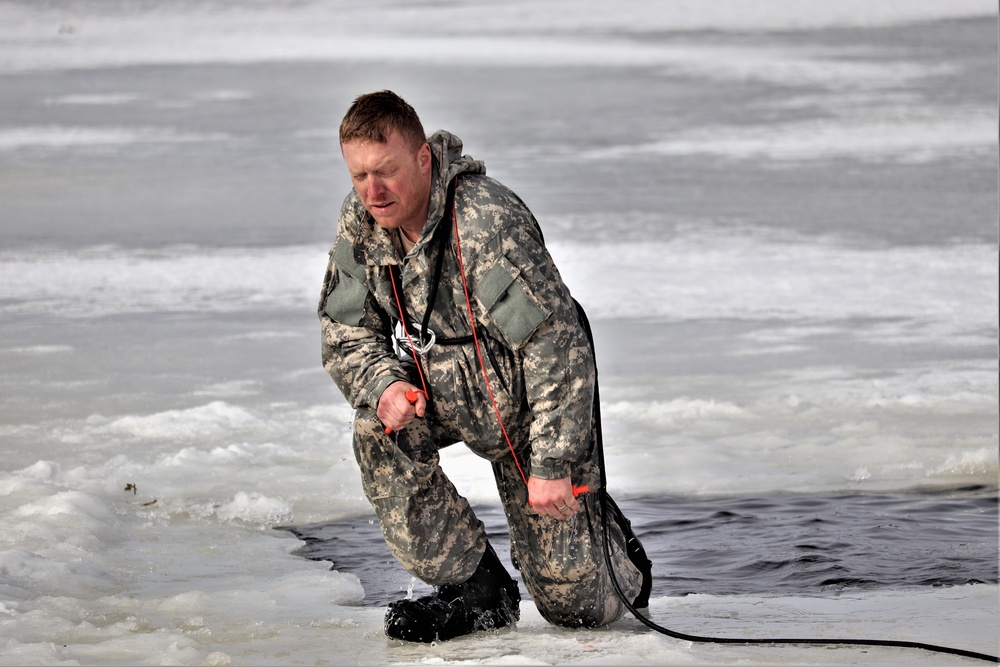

{"left": 318, "top": 130, "right": 595, "bottom": 480}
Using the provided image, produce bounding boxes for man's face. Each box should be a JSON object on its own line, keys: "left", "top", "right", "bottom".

{"left": 341, "top": 129, "right": 432, "bottom": 239}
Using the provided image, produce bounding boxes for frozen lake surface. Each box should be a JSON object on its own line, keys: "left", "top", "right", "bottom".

{"left": 0, "top": 1, "right": 996, "bottom": 664}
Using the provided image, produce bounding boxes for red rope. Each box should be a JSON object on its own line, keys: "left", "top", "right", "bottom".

{"left": 450, "top": 201, "right": 530, "bottom": 490}
{"left": 387, "top": 187, "right": 530, "bottom": 490}
{"left": 388, "top": 265, "right": 430, "bottom": 401}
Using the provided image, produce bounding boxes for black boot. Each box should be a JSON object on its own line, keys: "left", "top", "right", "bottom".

{"left": 384, "top": 543, "right": 521, "bottom": 643}
{"left": 605, "top": 494, "right": 653, "bottom": 609}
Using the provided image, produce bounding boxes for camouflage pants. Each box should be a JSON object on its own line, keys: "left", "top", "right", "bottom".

{"left": 352, "top": 404, "right": 642, "bottom": 628}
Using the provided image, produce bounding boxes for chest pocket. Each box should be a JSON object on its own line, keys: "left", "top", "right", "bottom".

{"left": 323, "top": 239, "right": 370, "bottom": 327}
{"left": 477, "top": 256, "right": 550, "bottom": 349}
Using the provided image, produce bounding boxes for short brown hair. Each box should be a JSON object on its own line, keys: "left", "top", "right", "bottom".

{"left": 339, "top": 90, "right": 427, "bottom": 151}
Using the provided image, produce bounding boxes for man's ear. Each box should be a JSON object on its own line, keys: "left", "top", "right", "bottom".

{"left": 418, "top": 142, "right": 432, "bottom": 173}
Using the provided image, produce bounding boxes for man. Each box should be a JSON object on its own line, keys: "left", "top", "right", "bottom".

{"left": 318, "top": 90, "right": 651, "bottom": 643}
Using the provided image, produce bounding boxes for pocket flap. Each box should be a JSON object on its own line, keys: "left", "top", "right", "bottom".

{"left": 477, "top": 258, "right": 549, "bottom": 349}
{"left": 332, "top": 238, "right": 368, "bottom": 283}
{"left": 478, "top": 261, "right": 517, "bottom": 311}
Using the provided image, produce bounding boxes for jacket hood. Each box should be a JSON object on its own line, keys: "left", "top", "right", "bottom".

{"left": 424, "top": 130, "right": 485, "bottom": 234}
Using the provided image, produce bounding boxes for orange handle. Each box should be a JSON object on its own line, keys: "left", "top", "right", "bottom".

{"left": 384, "top": 390, "right": 422, "bottom": 434}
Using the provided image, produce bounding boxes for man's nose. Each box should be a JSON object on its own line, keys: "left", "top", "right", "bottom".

{"left": 366, "top": 177, "right": 385, "bottom": 200}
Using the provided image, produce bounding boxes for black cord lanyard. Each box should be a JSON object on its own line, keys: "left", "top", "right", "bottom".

{"left": 388, "top": 177, "right": 474, "bottom": 401}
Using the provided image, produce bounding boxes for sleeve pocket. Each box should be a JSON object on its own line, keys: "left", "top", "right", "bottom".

{"left": 322, "top": 239, "right": 370, "bottom": 327}
{"left": 478, "top": 257, "right": 550, "bottom": 348}
{"left": 323, "top": 269, "right": 369, "bottom": 326}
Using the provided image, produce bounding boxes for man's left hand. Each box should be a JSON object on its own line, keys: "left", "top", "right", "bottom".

{"left": 528, "top": 475, "right": 580, "bottom": 521}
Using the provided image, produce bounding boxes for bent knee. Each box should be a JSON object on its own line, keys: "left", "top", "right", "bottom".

{"left": 531, "top": 580, "right": 627, "bottom": 628}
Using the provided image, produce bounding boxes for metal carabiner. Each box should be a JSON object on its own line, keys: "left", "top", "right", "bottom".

{"left": 395, "top": 319, "right": 436, "bottom": 356}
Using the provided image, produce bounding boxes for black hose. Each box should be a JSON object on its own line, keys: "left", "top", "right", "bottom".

{"left": 573, "top": 299, "right": 999, "bottom": 664}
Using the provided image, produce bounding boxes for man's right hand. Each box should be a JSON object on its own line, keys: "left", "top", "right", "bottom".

{"left": 377, "top": 381, "right": 426, "bottom": 433}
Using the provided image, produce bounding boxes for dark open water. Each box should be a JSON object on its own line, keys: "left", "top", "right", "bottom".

{"left": 289, "top": 485, "right": 998, "bottom": 606}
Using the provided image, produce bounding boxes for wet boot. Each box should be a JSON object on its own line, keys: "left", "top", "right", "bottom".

{"left": 605, "top": 494, "right": 653, "bottom": 609}
{"left": 384, "top": 543, "right": 521, "bottom": 643}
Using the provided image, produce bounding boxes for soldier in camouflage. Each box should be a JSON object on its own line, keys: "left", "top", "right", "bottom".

{"left": 319, "top": 90, "right": 651, "bottom": 642}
